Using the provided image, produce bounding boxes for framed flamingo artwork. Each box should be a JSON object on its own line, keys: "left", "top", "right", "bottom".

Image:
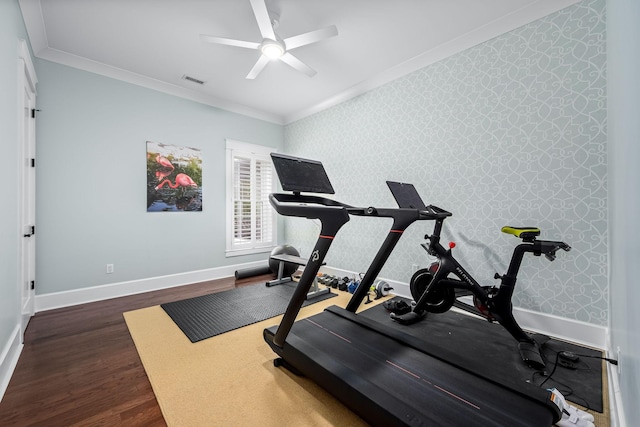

{"left": 146, "top": 141, "right": 203, "bottom": 212}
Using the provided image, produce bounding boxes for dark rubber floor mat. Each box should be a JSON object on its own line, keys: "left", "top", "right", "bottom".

{"left": 161, "top": 282, "right": 335, "bottom": 343}
{"left": 361, "top": 297, "right": 605, "bottom": 413}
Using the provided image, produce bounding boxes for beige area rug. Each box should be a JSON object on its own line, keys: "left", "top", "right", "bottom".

{"left": 125, "top": 291, "right": 388, "bottom": 426}
{"left": 125, "top": 291, "right": 611, "bottom": 427}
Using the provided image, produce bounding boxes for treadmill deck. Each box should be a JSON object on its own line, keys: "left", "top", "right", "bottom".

{"left": 264, "top": 306, "right": 557, "bottom": 427}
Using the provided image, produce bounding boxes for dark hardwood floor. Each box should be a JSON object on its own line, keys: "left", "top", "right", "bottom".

{"left": 0, "top": 273, "right": 274, "bottom": 426}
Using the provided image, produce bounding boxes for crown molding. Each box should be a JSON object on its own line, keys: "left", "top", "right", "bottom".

{"left": 37, "top": 47, "right": 284, "bottom": 124}
{"left": 284, "top": 0, "right": 582, "bottom": 124}
{"left": 20, "top": 0, "right": 581, "bottom": 127}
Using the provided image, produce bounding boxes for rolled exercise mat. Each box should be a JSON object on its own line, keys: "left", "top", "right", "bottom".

{"left": 235, "top": 265, "right": 272, "bottom": 280}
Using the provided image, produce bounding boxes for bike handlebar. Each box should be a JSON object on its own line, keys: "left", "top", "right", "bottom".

{"left": 420, "top": 204, "right": 452, "bottom": 219}
{"left": 535, "top": 240, "right": 572, "bottom": 261}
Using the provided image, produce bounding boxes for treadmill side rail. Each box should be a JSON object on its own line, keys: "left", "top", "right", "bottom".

{"left": 269, "top": 193, "right": 351, "bottom": 347}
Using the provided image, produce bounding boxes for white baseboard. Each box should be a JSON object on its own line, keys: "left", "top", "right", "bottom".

{"left": 607, "top": 356, "right": 626, "bottom": 427}
{"left": 35, "top": 260, "right": 267, "bottom": 312}
{"left": 512, "top": 307, "right": 607, "bottom": 350}
{"left": 605, "top": 332, "right": 627, "bottom": 427}
{"left": 0, "top": 326, "right": 23, "bottom": 403}
{"left": 320, "top": 265, "right": 607, "bottom": 350}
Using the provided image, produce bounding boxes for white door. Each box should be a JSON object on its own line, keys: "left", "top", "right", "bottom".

{"left": 19, "top": 40, "right": 37, "bottom": 340}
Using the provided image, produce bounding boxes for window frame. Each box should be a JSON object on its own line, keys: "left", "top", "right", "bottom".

{"left": 225, "top": 139, "right": 277, "bottom": 257}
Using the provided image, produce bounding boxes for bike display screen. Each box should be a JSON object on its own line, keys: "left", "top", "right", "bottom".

{"left": 271, "top": 153, "right": 335, "bottom": 194}
{"left": 387, "top": 181, "right": 427, "bottom": 209}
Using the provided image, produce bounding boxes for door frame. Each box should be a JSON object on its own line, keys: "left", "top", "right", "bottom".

{"left": 18, "top": 39, "right": 37, "bottom": 340}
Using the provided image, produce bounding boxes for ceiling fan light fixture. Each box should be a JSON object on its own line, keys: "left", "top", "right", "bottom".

{"left": 201, "top": 0, "right": 338, "bottom": 78}
{"left": 261, "top": 40, "right": 284, "bottom": 59}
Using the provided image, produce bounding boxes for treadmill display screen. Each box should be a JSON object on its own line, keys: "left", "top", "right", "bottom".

{"left": 271, "top": 153, "right": 335, "bottom": 194}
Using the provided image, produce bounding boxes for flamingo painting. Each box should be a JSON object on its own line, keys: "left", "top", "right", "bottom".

{"left": 155, "top": 173, "right": 198, "bottom": 190}
{"left": 147, "top": 141, "right": 202, "bottom": 212}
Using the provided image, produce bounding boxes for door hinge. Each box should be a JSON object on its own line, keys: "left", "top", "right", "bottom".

{"left": 31, "top": 158, "right": 35, "bottom": 168}
{"left": 30, "top": 280, "right": 35, "bottom": 290}
{"left": 31, "top": 108, "right": 40, "bottom": 118}
{"left": 24, "top": 225, "right": 35, "bottom": 237}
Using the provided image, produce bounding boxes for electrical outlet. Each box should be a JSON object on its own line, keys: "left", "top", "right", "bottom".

{"left": 106, "top": 264, "right": 114, "bottom": 274}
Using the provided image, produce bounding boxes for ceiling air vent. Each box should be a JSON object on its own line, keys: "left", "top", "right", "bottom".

{"left": 182, "top": 75, "right": 206, "bottom": 85}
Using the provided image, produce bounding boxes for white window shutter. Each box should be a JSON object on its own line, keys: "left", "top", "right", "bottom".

{"left": 255, "top": 158, "right": 273, "bottom": 244}
{"left": 226, "top": 140, "right": 277, "bottom": 256}
{"left": 233, "top": 156, "right": 252, "bottom": 246}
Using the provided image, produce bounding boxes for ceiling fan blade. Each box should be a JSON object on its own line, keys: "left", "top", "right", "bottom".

{"left": 200, "top": 35, "right": 260, "bottom": 50}
{"left": 246, "top": 55, "right": 270, "bottom": 79}
{"left": 283, "top": 25, "right": 338, "bottom": 50}
{"left": 249, "top": 0, "right": 276, "bottom": 40}
{"left": 280, "top": 52, "right": 317, "bottom": 77}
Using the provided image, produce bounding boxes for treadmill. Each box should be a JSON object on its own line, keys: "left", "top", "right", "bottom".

{"left": 263, "top": 153, "right": 561, "bottom": 427}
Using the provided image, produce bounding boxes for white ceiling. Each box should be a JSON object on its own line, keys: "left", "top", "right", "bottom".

{"left": 19, "top": 0, "right": 579, "bottom": 124}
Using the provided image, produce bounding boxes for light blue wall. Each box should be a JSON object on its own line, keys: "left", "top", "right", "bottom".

{"left": 607, "top": 0, "right": 640, "bottom": 423}
{"left": 3, "top": 0, "right": 638, "bottom": 419}
{"left": 284, "top": 0, "right": 607, "bottom": 325}
{"left": 34, "top": 60, "right": 283, "bottom": 294}
{"left": 0, "top": 0, "right": 30, "bottom": 359}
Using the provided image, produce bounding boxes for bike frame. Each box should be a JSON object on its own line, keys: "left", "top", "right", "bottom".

{"left": 406, "top": 215, "right": 571, "bottom": 368}
{"left": 414, "top": 219, "right": 533, "bottom": 345}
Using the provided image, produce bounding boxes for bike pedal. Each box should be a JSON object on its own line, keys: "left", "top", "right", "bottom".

{"left": 390, "top": 310, "right": 426, "bottom": 325}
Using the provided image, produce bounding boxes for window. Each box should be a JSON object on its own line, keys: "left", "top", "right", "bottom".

{"left": 226, "top": 140, "right": 277, "bottom": 256}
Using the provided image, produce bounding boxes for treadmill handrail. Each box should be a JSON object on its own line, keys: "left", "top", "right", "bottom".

{"left": 270, "top": 192, "right": 352, "bottom": 208}
{"left": 269, "top": 191, "right": 453, "bottom": 346}
{"left": 270, "top": 193, "right": 451, "bottom": 221}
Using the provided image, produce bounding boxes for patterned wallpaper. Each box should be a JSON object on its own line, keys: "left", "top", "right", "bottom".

{"left": 284, "top": 0, "right": 607, "bottom": 325}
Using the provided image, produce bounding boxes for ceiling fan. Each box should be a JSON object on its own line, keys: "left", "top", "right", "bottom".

{"left": 200, "top": 0, "right": 338, "bottom": 79}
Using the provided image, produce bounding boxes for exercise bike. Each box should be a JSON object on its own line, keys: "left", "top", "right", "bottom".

{"left": 390, "top": 206, "right": 571, "bottom": 369}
